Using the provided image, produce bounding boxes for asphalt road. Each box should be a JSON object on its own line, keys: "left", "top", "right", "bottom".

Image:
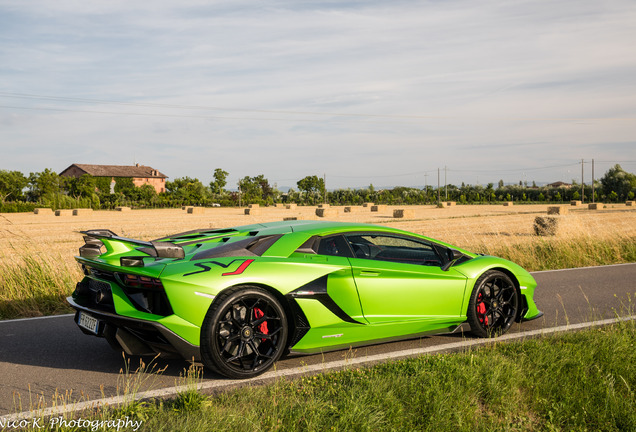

{"left": 1, "top": 263, "right": 635, "bottom": 417}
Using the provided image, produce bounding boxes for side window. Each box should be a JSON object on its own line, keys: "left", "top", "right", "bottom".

{"left": 316, "top": 235, "right": 353, "bottom": 258}
{"left": 346, "top": 234, "right": 442, "bottom": 266}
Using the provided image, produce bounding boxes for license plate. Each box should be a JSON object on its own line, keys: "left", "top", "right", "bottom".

{"left": 78, "top": 311, "right": 100, "bottom": 335}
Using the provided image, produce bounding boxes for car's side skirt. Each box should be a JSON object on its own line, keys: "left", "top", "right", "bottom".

{"left": 289, "top": 322, "right": 467, "bottom": 355}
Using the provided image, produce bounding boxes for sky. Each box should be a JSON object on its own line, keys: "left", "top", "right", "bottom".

{"left": 1, "top": 0, "right": 635, "bottom": 189}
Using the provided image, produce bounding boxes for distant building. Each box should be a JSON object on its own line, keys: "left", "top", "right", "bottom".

{"left": 59, "top": 163, "right": 168, "bottom": 193}
{"left": 546, "top": 181, "right": 573, "bottom": 188}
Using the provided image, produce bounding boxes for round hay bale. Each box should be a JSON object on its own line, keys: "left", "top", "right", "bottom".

{"left": 316, "top": 208, "right": 338, "bottom": 217}
{"left": 187, "top": 207, "right": 205, "bottom": 214}
{"left": 534, "top": 216, "right": 559, "bottom": 236}
{"left": 72, "top": 208, "right": 93, "bottom": 216}
{"left": 393, "top": 209, "right": 415, "bottom": 218}
{"left": 547, "top": 206, "right": 568, "bottom": 215}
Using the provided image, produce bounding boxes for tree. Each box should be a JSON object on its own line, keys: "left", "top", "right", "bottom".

{"left": 210, "top": 168, "right": 229, "bottom": 195}
{"left": 137, "top": 184, "right": 158, "bottom": 203}
{"left": 238, "top": 175, "right": 272, "bottom": 203}
{"left": 297, "top": 175, "right": 325, "bottom": 204}
{"left": 166, "top": 177, "right": 208, "bottom": 204}
{"left": 254, "top": 174, "right": 273, "bottom": 202}
{"left": 0, "top": 170, "right": 28, "bottom": 202}
{"left": 114, "top": 177, "right": 135, "bottom": 196}
{"left": 64, "top": 174, "right": 96, "bottom": 198}
{"left": 28, "top": 169, "right": 61, "bottom": 201}
{"left": 600, "top": 164, "right": 636, "bottom": 200}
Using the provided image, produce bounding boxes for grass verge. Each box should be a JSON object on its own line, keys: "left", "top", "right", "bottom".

{"left": 16, "top": 319, "right": 635, "bottom": 431}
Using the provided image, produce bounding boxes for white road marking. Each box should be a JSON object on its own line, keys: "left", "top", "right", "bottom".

{"left": 0, "top": 314, "right": 74, "bottom": 324}
{"left": 530, "top": 262, "right": 636, "bottom": 274}
{"left": 3, "top": 314, "right": 634, "bottom": 422}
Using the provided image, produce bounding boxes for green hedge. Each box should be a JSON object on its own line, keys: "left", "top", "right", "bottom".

{"left": 0, "top": 202, "right": 40, "bottom": 213}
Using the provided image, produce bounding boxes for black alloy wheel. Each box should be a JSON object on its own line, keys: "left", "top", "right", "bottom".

{"left": 467, "top": 270, "right": 519, "bottom": 337}
{"left": 201, "top": 286, "right": 288, "bottom": 379}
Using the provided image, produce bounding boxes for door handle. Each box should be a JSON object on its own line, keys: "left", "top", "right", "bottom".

{"left": 359, "top": 271, "right": 380, "bottom": 277}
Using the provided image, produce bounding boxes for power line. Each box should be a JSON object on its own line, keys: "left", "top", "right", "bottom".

{"left": 445, "top": 163, "right": 581, "bottom": 174}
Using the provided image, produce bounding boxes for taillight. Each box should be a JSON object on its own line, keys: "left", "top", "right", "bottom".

{"left": 117, "top": 273, "right": 163, "bottom": 290}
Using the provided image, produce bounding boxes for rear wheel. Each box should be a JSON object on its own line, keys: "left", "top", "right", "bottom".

{"left": 467, "top": 270, "right": 519, "bottom": 337}
{"left": 200, "top": 286, "right": 288, "bottom": 379}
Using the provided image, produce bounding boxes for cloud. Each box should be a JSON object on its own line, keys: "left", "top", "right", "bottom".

{"left": 1, "top": 0, "right": 635, "bottom": 187}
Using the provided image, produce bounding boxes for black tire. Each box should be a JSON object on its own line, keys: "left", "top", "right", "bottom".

{"left": 200, "top": 286, "right": 288, "bottom": 379}
{"left": 467, "top": 270, "right": 519, "bottom": 338}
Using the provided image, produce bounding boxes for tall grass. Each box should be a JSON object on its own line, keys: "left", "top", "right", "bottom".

{"left": 0, "top": 254, "right": 79, "bottom": 319}
{"left": 476, "top": 236, "right": 636, "bottom": 271}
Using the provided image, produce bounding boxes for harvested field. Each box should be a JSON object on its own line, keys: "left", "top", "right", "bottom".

{"left": 1, "top": 203, "right": 635, "bottom": 318}
{"left": 1, "top": 204, "right": 635, "bottom": 268}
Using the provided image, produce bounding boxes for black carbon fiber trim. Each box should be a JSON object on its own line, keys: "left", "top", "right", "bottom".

{"left": 287, "top": 275, "right": 364, "bottom": 325}
{"left": 67, "top": 297, "right": 200, "bottom": 361}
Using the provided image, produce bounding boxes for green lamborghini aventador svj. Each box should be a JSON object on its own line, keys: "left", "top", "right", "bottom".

{"left": 68, "top": 220, "right": 542, "bottom": 378}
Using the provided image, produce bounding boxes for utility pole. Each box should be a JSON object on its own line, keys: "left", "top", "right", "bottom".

{"left": 592, "top": 159, "right": 595, "bottom": 203}
{"left": 437, "top": 168, "right": 441, "bottom": 204}
{"left": 444, "top": 166, "right": 448, "bottom": 201}
{"left": 323, "top": 173, "right": 327, "bottom": 204}
{"left": 424, "top": 172, "right": 429, "bottom": 203}
{"left": 581, "top": 159, "right": 585, "bottom": 203}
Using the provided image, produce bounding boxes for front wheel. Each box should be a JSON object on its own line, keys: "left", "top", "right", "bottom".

{"left": 200, "top": 286, "right": 288, "bottom": 379}
{"left": 467, "top": 270, "right": 519, "bottom": 337}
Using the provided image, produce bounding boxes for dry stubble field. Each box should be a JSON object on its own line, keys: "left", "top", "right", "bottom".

{"left": 1, "top": 203, "right": 635, "bottom": 267}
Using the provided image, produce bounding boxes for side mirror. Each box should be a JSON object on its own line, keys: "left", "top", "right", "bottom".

{"left": 442, "top": 249, "right": 465, "bottom": 272}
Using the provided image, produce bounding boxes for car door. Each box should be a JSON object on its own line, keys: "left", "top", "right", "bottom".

{"left": 345, "top": 233, "right": 468, "bottom": 324}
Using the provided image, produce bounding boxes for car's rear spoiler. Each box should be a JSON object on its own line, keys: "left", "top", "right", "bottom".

{"left": 79, "top": 229, "right": 185, "bottom": 259}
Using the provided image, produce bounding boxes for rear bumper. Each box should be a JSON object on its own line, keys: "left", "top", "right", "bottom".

{"left": 67, "top": 296, "right": 200, "bottom": 361}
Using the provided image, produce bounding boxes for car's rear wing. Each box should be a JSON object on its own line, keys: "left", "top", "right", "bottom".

{"left": 79, "top": 229, "right": 185, "bottom": 259}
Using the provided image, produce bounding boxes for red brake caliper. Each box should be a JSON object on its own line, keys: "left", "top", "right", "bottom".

{"left": 254, "top": 308, "right": 269, "bottom": 341}
{"left": 477, "top": 293, "right": 488, "bottom": 326}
